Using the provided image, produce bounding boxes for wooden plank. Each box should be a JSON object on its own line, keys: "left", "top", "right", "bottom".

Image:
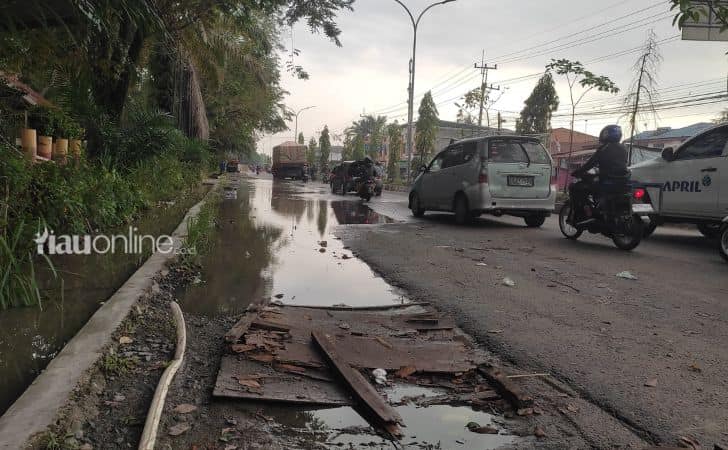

{"left": 312, "top": 331, "right": 402, "bottom": 432}
{"left": 213, "top": 355, "right": 353, "bottom": 406}
{"left": 277, "top": 335, "right": 476, "bottom": 373}
{"left": 251, "top": 319, "right": 290, "bottom": 332}
{"left": 477, "top": 366, "right": 534, "bottom": 409}
{"left": 224, "top": 312, "right": 258, "bottom": 344}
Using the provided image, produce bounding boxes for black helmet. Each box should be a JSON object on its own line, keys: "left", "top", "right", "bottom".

{"left": 599, "top": 125, "right": 622, "bottom": 144}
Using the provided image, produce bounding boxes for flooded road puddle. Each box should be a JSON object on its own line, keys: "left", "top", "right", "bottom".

{"left": 179, "top": 178, "right": 405, "bottom": 315}
{"left": 179, "top": 177, "right": 519, "bottom": 448}
{"left": 261, "top": 384, "right": 516, "bottom": 449}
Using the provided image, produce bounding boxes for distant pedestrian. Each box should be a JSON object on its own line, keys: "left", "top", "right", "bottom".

{"left": 219, "top": 160, "right": 227, "bottom": 174}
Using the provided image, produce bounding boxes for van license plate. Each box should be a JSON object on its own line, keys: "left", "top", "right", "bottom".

{"left": 507, "top": 175, "right": 534, "bottom": 187}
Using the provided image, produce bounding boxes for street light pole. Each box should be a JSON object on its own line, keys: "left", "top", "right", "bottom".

{"left": 293, "top": 105, "right": 316, "bottom": 142}
{"left": 392, "top": 0, "right": 456, "bottom": 181}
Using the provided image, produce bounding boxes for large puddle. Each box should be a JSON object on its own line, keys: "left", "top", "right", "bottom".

{"left": 178, "top": 178, "right": 404, "bottom": 316}
{"left": 0, "top": 189, "right": 207, "bottom": 415}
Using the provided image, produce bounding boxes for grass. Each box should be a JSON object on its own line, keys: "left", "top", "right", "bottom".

{"left": 100, "top": 352, "right": 137, "bottom": 376}
{"left": 181, "top": 191, "right": 221, "bottom": 264}
{"left": 41, "top": 431, "right": 78, "bottom": 450}
{"left": 0, "top": 221, "right": 57, "bottom": 309}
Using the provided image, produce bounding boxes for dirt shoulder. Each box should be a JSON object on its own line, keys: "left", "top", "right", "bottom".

{"left": 337, "top": 219, "right": 728, "bottom": 448}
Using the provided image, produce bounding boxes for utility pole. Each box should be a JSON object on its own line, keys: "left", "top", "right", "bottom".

{"left": 393, "top": 0, "right": 458, "bottom": 182}
{"left": 497, "top": 112, "right": 503, "bottom": 131}
{"left": 474, "top": 50, "right": 498, "bottom": 128}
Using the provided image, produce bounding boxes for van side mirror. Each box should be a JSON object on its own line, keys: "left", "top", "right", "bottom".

{"left": 661, "top": 147, "right": 674, "bottom": 161}
{"left": 419, "top": 164, "right": 428, "bottom": 173}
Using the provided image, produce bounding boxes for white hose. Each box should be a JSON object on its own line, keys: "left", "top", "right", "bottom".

{"left": 138, "top": 301, "right": 187, "bottom": 450}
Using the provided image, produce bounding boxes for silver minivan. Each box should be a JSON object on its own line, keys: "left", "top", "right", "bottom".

{"left": 409, "top": 136, "right": 556, "bottom": 226}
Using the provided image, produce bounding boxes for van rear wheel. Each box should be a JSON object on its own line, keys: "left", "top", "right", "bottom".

{"left": 719, "top": 225, "right": 728, "bottom": 262}
{"left": 524, "top": 214, "right": 546, "bottom": 228}
{"left": 454, "top": 194, "right": 470, "bottom": 225}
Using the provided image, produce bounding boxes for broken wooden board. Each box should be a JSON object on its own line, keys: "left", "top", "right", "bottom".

{"left": 225, "top": 311, "right": 260, "bottom": 343}
{"left": 275, "top": 335, "right": 475, "bottom": 373}
{"left": 312, "top": 331, "right": 402, "bottom": 436}
{"left": 213, "top": 355, "right": 354, "bottom": 406}
{"left": 478, "top": 365, "right": 534, "bottom": 409}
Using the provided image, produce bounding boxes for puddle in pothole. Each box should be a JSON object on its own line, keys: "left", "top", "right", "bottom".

{"left": 260, "top": 384, "right": 517, "bottom": 449}
{"left": 178, "top": 178, "right": 406, "bottom": 316}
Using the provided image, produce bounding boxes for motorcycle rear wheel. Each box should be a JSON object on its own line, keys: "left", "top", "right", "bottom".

{"left": 612, "top": 214, "right": 644, "bottom": 251}
{"left": 559, "top": 203, "right": 582, "bottom": 240}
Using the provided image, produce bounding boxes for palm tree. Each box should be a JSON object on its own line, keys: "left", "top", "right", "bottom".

{"left": 345, "top": 115, "right": 387, "bottom": 159}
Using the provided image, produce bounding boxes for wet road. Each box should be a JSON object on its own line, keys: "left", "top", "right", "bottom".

{"left": 335, "top": 182, "right": 728, "bottom": 446}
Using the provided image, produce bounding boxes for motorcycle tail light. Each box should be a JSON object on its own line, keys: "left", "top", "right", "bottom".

{"left": 633, "top": 188, "right": 646, "bottom": 201}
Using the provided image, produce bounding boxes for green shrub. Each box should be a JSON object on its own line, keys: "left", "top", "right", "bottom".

{"left": 0, "top": 105, "right": 211, "bottom": 309}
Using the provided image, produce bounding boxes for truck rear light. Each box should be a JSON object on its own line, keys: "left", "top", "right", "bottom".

{"left": 633, "top": 188, "right": 646, "bottom": 201}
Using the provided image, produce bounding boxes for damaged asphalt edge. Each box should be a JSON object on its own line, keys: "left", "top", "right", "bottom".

{"left": 0, "top": 180, "right": 220, "bottom": 450}
{"left": 333, "top": 225, "right": 662, "bottom": 447}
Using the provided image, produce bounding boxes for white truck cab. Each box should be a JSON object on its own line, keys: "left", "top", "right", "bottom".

{"left": 629, "top": 123, "right": 728, "bottom": 237}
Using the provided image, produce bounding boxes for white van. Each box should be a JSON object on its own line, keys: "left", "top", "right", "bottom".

{"left": 409, "top": 136, "right": 556, "bottom": 226}
{"left": 630, "top": 123, "right": 728, "bottom": 238}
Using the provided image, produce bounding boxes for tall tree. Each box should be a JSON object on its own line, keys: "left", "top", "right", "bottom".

{"left": 516, "top": 72, "right": 559, "bottom": 134}
{"left": 386, "top": 121, "right": 403, "bottom": 183}
{"left": 297, "top": 132, "right": 305, "bottom": 144}
{"left": 546, "top": 59, "right": 619, "bottom": 190}
{"left": 307, "top": 136, "right": 317, "bottom": 166}
{"left": 319, "top": 125, "right": 331, "bottom": 168}
{"left": 415, "top": 91, "right": 439, "bottom": 168}
{"left": 624, "top": 30, "right": 662, "bottom": 159}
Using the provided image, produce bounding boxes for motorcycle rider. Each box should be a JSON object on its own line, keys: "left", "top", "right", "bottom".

{"left": 570, "top": 125, "right": 629, "bottom": 219}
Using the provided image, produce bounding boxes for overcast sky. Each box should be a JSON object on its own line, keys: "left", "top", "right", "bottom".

{"left": 257, "top": 0, "right": 728, "bottom": 155}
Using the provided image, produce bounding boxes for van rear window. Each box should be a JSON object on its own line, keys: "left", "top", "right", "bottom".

{"left": 521, "top": 141, "right": 550, "bottom": 164}
{"left": 488, "top": 140, "right": 550, "bottom": 165}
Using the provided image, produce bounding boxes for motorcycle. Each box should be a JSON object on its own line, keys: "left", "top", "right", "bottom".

{"left": 558, "top": 173, "right": 653, "bottom": 250}
{"left": 356, "top": 177, "right": 375, "bottom": 202}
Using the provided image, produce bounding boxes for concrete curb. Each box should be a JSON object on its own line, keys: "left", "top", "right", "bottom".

{"left": 0, "top": 181, "right": 218, "bottom": 450}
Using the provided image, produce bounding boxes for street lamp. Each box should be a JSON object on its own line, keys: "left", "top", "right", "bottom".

{"left": 292, "top": 105, "right": 316, "bottom": 142}
{"left": 392, "top": 0, "right": 457, "bottom": 180}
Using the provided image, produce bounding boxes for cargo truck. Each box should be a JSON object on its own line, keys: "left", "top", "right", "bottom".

{"left": 272, "top": 141, "right": 308, "bottom": 181}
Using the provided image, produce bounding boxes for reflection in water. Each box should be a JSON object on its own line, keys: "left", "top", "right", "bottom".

{"left": 0, "top": 194, "right": 205, "bottom": 415}
{"left": 263, "top": 384, "right": 516, "bottom": 449}
{"left": 178, "top": 182, "right": 281, "bottom": 316}
{"left": 178, "top": 178, "right": 403, "bottom": 316}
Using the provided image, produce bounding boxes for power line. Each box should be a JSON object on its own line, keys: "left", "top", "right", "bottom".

{"left": 368, "top": 1, "right": 667, "bottom": 115}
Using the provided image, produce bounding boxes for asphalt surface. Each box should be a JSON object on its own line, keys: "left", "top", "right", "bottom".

{"left": 328, "top": 184, "right": 728, "bottom": 447}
